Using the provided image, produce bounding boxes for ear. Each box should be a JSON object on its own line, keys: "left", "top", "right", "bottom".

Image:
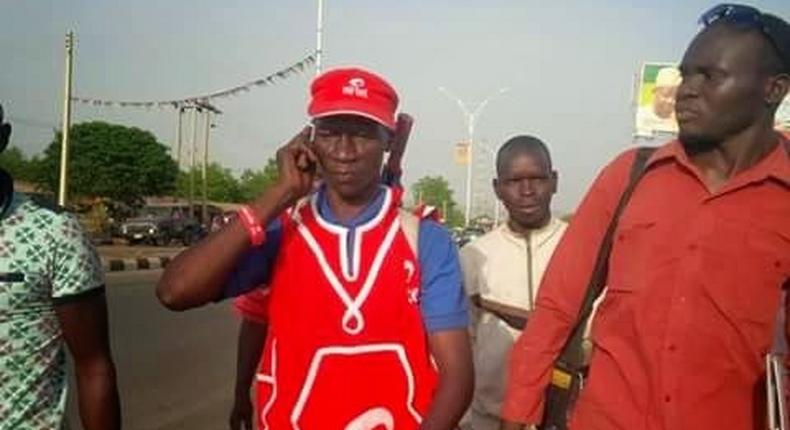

{"left": 492, "top": 177, "right": 502, "bottom": 200}
{"left": 0, "top": 123, "right": 11, "bottom": 153}
{"left": 765, "top": 73, "right": 789, "bottom": 106}
{"left": 550, "top": 170, "right": 558, "bottom": 194}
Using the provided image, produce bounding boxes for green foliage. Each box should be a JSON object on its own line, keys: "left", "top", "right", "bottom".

{"left": 411, "top": 175, "right": 464, "bottom": 227}
{"left": 37, "top": 121, "right": 178, "bottom": 205}
{"left": 0, "top": 147, "right": 41, "bottom": 182}
{"left": 176, "top": 162, "right": 243, "bottom": 203}
{"left": 239, "top": 157, "right": 279, "bottom": 201}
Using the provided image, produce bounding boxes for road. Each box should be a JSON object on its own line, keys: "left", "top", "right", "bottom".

{"left": 67, "top": 270, "right": 242, "bottom": 430}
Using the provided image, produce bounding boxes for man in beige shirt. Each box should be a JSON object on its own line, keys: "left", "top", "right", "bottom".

{"left": 460, "top": 135, "right": 567, "bottom": 430}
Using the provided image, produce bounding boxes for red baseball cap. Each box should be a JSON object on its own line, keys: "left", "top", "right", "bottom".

{"left": 307, "top": 67, "right": 399, "bottom": 130}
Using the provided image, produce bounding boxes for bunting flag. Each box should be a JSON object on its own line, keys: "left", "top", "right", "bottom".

{"left": 72, "top": 53, "right": 316, "bottom": 109}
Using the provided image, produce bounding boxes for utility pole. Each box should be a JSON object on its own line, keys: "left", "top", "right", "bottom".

{"left": 193, "top": 100, "right": 222, "bottom": 227}
{"left": 202, "top": 110, "right": 210, "bottom": 225}
{"left": 58, "top": 31, "right": 75, "bottom": 206}
{"left": 175, "top": 106, "right": 184, "bottom": 167}
{"left": 189, "top": 107, "right": 200, "bottom": 218}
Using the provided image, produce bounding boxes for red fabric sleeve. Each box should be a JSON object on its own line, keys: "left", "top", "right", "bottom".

{"left": 233, "top": 287, "right": 270, "bottom": 325}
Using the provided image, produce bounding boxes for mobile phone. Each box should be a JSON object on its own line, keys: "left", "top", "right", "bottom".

{"left": 307, "top": 124, "right": 316, "bottom": 144}
{"left": 299, "top": 125, "right": 317, "bottom": 174}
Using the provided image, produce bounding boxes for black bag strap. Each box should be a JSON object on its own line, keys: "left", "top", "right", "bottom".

{"left": 556, "top": 147, "right": 657, "bottom": 370}
{"left": 0, "top": 169, "right": 13, "bottom": 218}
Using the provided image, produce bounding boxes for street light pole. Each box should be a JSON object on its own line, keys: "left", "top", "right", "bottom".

{"left": 465, "top": 112, "right": 475, "bottom": 227}
{"left": 438, "top": 86, "right": 509, "bottom": 227}
{"left": 472, "top": 140, "right": 502, "bottom": 226}
{"left": 316, "top": 0, "right": 325, "bottom": 75}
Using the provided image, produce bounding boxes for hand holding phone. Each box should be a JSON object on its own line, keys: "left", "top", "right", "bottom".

{"left": 273, "top": 127, "right": 318, "bottom": 204}
{"left": 298, "top": 125, "right": 318, "bottom": 174}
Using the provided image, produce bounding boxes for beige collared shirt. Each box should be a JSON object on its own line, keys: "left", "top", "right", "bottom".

{"left": 459, "top": 217, "right": 567, "bottom": 421}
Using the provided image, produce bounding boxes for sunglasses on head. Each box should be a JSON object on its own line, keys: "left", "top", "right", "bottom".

{"left": 699, "top": 4, "right": 788, "bottom": 71}
{"left": 699, "top": 4, "right": 764, "bottom": 27}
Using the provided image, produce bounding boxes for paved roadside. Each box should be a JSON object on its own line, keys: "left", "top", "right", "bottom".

{"left": 67, "top": 270, "right": 238, "bottom": 430}
{"left": 97, "top": 245, "right": 184, "bottom": 272}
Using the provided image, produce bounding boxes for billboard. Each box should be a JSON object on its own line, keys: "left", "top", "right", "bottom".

{"left": 635, "top": 62, "right": 790, "bottom": 136}
{"left": 454, "top": 142, "right": 470, "bottom": 166}
{"left": 635, "top": 63, "right": 681, "bottom": 137}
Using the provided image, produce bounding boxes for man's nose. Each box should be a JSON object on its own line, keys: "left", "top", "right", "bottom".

{"left": 519, "top": 180, "right": 537, "bottom": 196}
{"left": 333, "top": 134, "right": 357, "bottom": 160}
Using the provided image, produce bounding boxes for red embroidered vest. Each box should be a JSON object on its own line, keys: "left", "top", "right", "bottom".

{"left": 255, "top": 187, "right": 438, "bottom": 430}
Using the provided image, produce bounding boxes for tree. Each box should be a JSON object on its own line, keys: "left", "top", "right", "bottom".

{"left": 0, "top": 147, "right": 41, "bottom": 182}
{"left": 239, "top": 157, "right": 279, "bottom": 201}
{"left": 37, "top": 121, "right": 178, "bottom": 206}
{"left": 411, "top": 175, "right": 464, "bottom": 227}
{"left": 175, "top": 163, "right": 243, "bottom": 203}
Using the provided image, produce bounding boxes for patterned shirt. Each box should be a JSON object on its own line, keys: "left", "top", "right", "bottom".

{"left": 0, "top": 193, "right": 105, "bottom": 430}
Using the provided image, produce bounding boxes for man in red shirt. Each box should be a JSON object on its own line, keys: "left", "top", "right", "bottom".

{"left": 502, "top": 4, "right": 790, "bottom": 430}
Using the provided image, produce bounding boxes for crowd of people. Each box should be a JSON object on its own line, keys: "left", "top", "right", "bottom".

{"left": 1, "top": 3, "right": 788, "bottom": 430}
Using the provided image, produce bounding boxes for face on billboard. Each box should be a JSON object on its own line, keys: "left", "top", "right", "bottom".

{"left": 653, "top": 85, "right": 678, "bottom": 119}
{"left": 635, "top": 64, "right": 682, "bottom": 136}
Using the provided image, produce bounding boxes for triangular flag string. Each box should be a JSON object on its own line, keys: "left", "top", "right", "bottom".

{"left": 72, "top": 53, "right": 316, "bottom": 110}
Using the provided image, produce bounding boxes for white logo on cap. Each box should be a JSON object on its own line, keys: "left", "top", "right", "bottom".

{"left": 342, "top": 77, "right": 369, "bottom": 98}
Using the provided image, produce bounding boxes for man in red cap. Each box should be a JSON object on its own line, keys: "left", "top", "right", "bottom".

{"left": 227, "top": 114, "right": 415, "bottom": 430}
{"left": 157, "top": 66, "right": 473, "bottom": 430}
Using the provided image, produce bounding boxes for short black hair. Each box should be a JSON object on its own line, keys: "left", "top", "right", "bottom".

{"left": 760, "top": 13, "right": 790, "bottom": 74}
{"left": 495, "top": 135, "right": 553, "bottom": 177}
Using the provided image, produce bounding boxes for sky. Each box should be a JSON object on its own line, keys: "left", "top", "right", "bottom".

{"left": 2, "top": 0, "right": 788, "bottom": 214}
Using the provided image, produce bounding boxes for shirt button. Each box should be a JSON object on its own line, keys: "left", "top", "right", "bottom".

{"left": 688, "top": 244, "right": 698, "bottom": 251}
{"left": 664, "top": 395, "right": 672, "bottom": 403}
{"left": 668, "top": 344, "right": 677, "bottom": 352}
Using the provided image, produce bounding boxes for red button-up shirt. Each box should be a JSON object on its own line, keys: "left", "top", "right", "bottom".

{"left": 503, "top": 138, "right": 790, "bottom": 430}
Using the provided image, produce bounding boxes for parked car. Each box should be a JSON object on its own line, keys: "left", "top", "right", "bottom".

{"left": 120, "top": 205, "right": 204, "bottom": 246}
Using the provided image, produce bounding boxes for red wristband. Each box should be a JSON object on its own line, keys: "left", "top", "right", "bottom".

{"left": 237, "top": 205, "right": 266, "bottom": 246}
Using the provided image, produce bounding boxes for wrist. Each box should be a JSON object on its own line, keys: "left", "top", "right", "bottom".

{"left": 237, "top": 206, "right": 266, "bottom": 246}
{"left": 253, "top": 183, "right": 295, "bottom": 214}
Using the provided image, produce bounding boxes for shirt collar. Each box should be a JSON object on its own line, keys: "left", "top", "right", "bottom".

{"left": 500, "top": 216, "right": 563, "bottom": 248}
{"left": 647, "top": 137, "right": 790, "bottom": 187}
{"left": 315, "top": 184, "right": 388, "bottom": 228}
